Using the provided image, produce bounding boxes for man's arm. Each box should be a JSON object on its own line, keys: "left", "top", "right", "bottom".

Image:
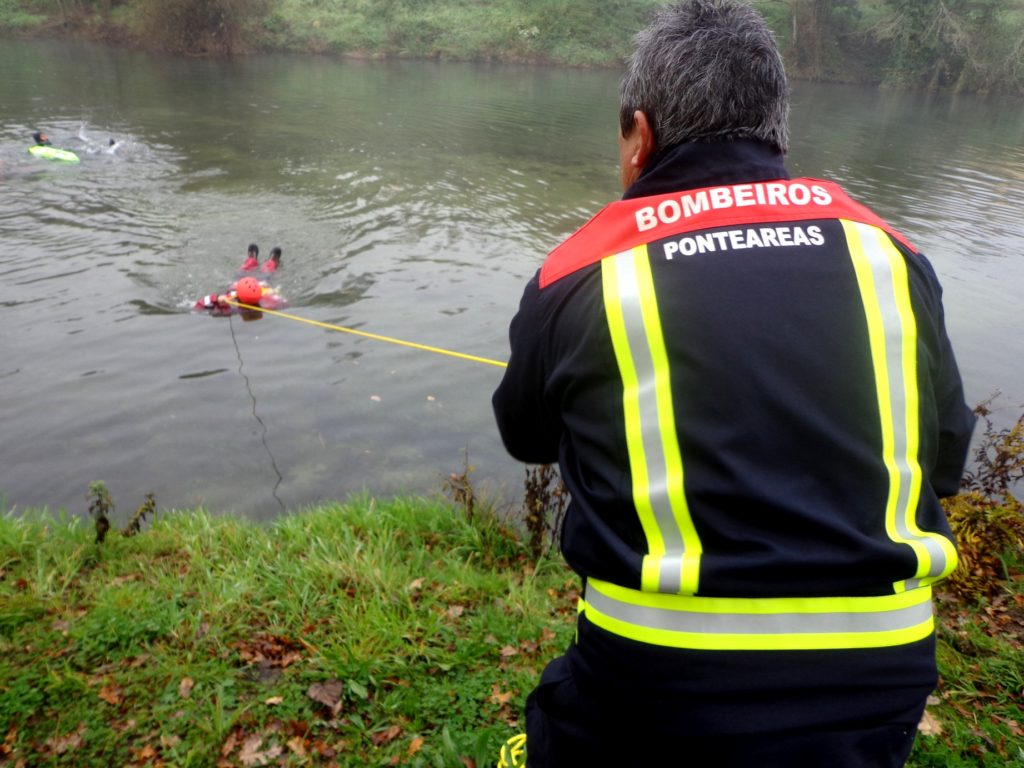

{"left": 492, "top": 274, "right": 562, "bottom": 465}
{"left": 918, "top": 255, "right": 976, "bottom": 497}
{"left": 930, "top": 315, "right": 976, "bottom": 498}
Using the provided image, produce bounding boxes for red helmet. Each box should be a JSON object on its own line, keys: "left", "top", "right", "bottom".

{"left": 235, "top": 277, "right": 262, "bottom": 305}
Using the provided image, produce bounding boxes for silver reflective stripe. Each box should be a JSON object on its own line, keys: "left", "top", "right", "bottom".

{"left": 605, "top": 250, "right": 696, "bottom": 594}
{"left": 582, "top": 578, "right": 938, "bottom": 651}
{"left": 585, "top": 582, "right": 933, "bottom": 637}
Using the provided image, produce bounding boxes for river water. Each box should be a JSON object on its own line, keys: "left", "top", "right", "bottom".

{"left": 1, "top": 40, "right": 1021, "bottom": 521}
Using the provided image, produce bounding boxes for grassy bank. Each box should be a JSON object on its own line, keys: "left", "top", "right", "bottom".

{"left": 0, "top": 498, "right": 577, "bottom": 766}
{"left": 1, "top": 488, "right": 1021, "bottom": 766}
{"left": 0, "top": 0, "right": 662, "bottom": 66}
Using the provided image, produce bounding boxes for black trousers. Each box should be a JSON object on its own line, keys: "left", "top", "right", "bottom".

{"left": 525, "top": 648, "right": 928, "bottom": 768}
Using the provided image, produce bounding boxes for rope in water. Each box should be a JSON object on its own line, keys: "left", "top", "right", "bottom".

{"left": 224, "top": 299, "right": 509, "bottom": 369}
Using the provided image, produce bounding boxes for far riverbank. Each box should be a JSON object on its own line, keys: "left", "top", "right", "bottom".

{"left": 3, "top": 0, "right": 1023, "bottom": 93}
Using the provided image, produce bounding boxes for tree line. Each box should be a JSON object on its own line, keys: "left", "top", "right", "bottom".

{"left": 6, "top": 0, "right": 1023, "bottom": 93}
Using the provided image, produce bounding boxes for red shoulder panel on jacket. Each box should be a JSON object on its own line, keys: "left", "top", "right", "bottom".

{"left": 539, "top": 178, "right": 917, "bottom": 289}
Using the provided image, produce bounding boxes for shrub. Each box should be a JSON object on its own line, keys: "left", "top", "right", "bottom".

{"left": 137, "top": 0, "right": 270, "bottom": 55}
{"left": 942, "top": 406, "right": 1024, "bottom": 601}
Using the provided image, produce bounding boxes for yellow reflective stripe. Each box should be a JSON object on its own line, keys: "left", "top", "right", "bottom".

{"left": 582, "top": 578, "right": 935, "bottom": 651}
{"left": 602, "top": 248, "right": 701, "bottom": 594}
{"left": 603, "top": 250, "right": 665, "bottom": 590}
{"left": 842, "top": 221, "right": 957, "bottom": 589}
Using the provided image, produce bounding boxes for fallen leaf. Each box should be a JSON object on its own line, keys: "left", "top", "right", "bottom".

{"left": 265, "top": 696, "right": 284, "bottom": 706}
{"left": 408, "top": 578, "right": 425, "bottom": 591}
{"left": 408, "top": 736, "right": 424, "bottom": 756}
{"left": 918, "top": 709, "right": 943, "bottom": 736}
{"left": 500, "top": 645, "right": 518, "bottom": 657}
{"left": 220, "top": 732, "right": 240, "bottom": 757}
{"left": 134, "top": 744, "right": 158, "bottom": 760}
{"left": 307, "top": 680, "right": 344, "bottom": 714}
{"left": 233, "top": 634, "right": 305, "bottom": 668}
{"left": 489, "top": 683, "right": 514, "bottom": 706}
{"left": 238, "top": 735, "right": 283, "bottom": 767}
{"left": 179, "top": 677, "right": 194, "bottom": 699}
{"left": 286, "top": 736, "right": 307, "bottom": 756}
{"left": 370, "top": 725, "right": 402, "bottom": 747}
{"left": 44, "top": 722, "right": 86, "bottom": 755}
{"left": 98, "top": 684, "right": 123, "bottom": 706}
{"left": 447, "top": 605, "right": 465, "bottom": 618}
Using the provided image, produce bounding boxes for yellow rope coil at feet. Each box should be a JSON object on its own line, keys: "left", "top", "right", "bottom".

{"left": 497, "top": 733, "right": 527, "bottom": 768}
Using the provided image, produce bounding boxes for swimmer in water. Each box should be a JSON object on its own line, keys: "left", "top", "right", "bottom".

{"left": 194, "top": 277, "right": 284, "bottom": 315}
{"left": 239, "top": 243, "right": 260, "bottom": 271}
{"left": 32, "top": 131, "right": 52, "bottom": 147}
{"left": 260, "top": 247, "right": 281, "bottom": 274}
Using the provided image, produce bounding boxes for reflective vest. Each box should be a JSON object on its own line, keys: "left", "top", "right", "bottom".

{"left": 536, "top": 178, "right": 960, "bottom": 652}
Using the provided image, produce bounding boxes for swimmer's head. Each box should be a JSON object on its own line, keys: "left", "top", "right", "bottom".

{"left": 269, "top": 247, "right": 282, "bottom": 262}
{"left": 248, "top": 243, "right": 259, "bottom": 257}
{"left": 32, "top": 132, "right": 50, "bottom": 145}
{"left": 235, "top": 277, "right": 263, "bottom": 305}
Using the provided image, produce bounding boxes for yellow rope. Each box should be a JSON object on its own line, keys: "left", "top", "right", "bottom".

{"left": 224, "top": 299, "right": 508, "bottom": 369}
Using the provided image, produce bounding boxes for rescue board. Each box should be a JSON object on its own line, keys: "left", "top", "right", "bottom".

{"left": 28, "top": 145, "right": 80, "bottom": 163}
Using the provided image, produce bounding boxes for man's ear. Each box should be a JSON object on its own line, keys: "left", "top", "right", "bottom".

{"left": 631, "top": 110, "right": 656, "bottom": 170}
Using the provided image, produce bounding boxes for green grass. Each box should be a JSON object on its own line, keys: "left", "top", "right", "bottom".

{"left": 0, "top": 0, "right": 44, "bottom": 30}
{"left": 0, "top": 499, "right": 577, "bottom": 766}
{"left": 1, "top": 496, "right": 1021, "bottom": 766}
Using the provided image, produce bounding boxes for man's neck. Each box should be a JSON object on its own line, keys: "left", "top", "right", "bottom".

{"left": 624, "top": 139, "right": 788, "bottom": 200}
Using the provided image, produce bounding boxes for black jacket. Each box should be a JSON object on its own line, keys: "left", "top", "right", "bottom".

{"left": 492, "top": 139, "right": 975, "bottom": 729}
{"left": 494, "top": 139, "right": 973, "bottom": 600}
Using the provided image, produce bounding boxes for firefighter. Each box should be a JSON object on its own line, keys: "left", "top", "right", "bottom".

{"left": 492, "top": 2, "right": 975, "bottom": 766}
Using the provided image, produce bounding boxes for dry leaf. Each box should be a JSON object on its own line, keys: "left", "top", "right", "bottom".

{"left": 134, "top": 744, "right": 158, "bottom": 760}
{"left": 178, "top": 677, "right": 194, "bottom": 699}
{"left": 370, "top": 725, "right": 402, "bottom": 747}
{"left": 447, "top": 605, "right": 465, "bottom": 618}
{"left": 286, "top": 736, "right": 307, "bottom": 756}
{"left": 408, "top": 578, "right": 425, "bottom": 591}
{"left": 307, "top": 680, "right": 344, "bottom": 714}
{"left": 489, "top": 683, "right": 514, "bottom": 706}
{"left": 500, "top": 646, "right": 518, "bottom": 657}
{"left": 264, "top": 696, "right": 284, "bottom": 706}
{"left": 45, "top": 723, "right": 86, "bottom": 755}
{"left": 161, "top": 734, "right": 181, "bottom": 749}
{"left": 238, "top": 735, "right": 283, "bottom": 767}
{"left": 918, "top": 710, "right": 943, "bottom": 736}
{"left": 220, "top": 732, "right": 240, "bottom": 757}
{"left": 408, "top": 737, "right": 424, "bottom": 756}
{"left": 98, "top": 684, "right": 122, "bottom": 706}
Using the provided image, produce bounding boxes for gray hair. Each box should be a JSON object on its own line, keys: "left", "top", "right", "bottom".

{"left": 619, "top": 0, "right": 789, "bottom": 153}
